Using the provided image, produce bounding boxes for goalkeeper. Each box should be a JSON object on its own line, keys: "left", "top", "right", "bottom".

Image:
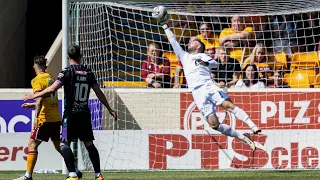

{"left": 153, "top": 6, "right": 261, "bottom": 150}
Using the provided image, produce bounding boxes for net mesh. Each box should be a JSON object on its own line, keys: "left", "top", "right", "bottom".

{"left": 120, "top": 0, "right": 320, "bottom": 16}
{"left": 68, "top": 1, "right": 320, "bottom": 170}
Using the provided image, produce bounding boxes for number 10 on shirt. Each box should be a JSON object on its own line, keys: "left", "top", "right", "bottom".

{"left": 75, "top": 83, "right": 89, "bottom": 102}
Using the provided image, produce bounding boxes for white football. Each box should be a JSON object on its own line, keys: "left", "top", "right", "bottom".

{"left": 152, "top": 6, "right": 168, "bottom": 22}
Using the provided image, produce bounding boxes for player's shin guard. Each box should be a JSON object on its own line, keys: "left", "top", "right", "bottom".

{"left": 231, "top": 106, "right": 257, "bottom": 129}
{"left": 60, "top": 145, "right": 76, "bottom": 176}
{"left": 217, "top": 124, "right": 245, "bottom": 141}
{"left": 26, "top": 151, "right": 38, "bottom": 177}
{"left": 86, "top": 144, "right": 101, "bottom": 175}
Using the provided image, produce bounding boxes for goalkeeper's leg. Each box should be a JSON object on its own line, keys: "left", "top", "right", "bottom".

{"left": 206, "top": 114, "right": 256, "bottom": 151}
{"left": 221, "top": 99, "right": 261, "bottom": 134}
{"left": 192, "top": 88, "right": 255, "bottom": 150}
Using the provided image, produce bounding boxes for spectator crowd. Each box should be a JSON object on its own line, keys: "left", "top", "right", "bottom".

{"left": 141, "top": 12, "right": 320, "bottom": 89}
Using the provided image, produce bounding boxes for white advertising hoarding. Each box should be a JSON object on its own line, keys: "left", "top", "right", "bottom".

{"left": 0, "top": 89, "right": 319, "bottom": 170}
{"left": 0, "top": 133, "right": 62, "bottom": 170}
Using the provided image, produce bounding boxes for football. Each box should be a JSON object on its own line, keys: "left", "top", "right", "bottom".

{"left": 152, "top": 6, "right": 169, "bottom": 23}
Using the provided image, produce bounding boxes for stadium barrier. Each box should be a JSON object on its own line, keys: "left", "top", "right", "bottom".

{"left": 1, "top": 89, "right": 320, "bottom": 170}
{"left": 0, "top": 132, "right": 62, "bottom": 170}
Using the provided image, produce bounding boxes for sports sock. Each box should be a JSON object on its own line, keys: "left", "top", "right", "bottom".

{"left": 26, "top": 151, "right": 38, "bottom": 177}
{"left": 86, "top": 144, "right": 101, "bottom": 175}
{"left": 69, "top": 172, "right": 77, "bottom": 178}
{"left": 217, "top": 124, "right": 245, "bottom": 141}
{"left": 231, "top": 106, "right": 256, "bottom": 129}
{"left": 25, "top": 172, "right": 32, "bottom": 178}
{"left": 60, "top": 145, "right": 76, "bottom": 176}
{"left": 57, "top": 145, "right": 80, "bottom": 174}
{"left": 75, "top": 166, "right": 80, "bottom": 173}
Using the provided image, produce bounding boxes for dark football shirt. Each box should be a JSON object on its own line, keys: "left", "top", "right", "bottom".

{"left": 56, "top": 64, "right": 98, "bottom": 116}
{"left": 211, "top": 58, "right": 241, "bottom": 83}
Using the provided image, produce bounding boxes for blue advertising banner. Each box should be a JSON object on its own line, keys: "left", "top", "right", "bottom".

{"left": 0, "top": 100, "right": 102, "bottom": 133}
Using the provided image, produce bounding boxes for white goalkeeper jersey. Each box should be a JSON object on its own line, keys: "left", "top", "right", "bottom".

{"left": 164, "top": 28, "right": 219, "bottom": 91}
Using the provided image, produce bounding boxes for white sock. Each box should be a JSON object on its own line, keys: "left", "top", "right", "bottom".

{"left": 217, "top": 124, "right": 245, "bottom": 141}
{"left": 25, "top": 172, "right": 32, "bottom": 178}
{"left": 69, "top": 172, "right": 77, "bottom": 178}
{"left": 95, "top": 172, "right": 101, "bottom": 177}
{"left": 232, "top": 106, "right": 257, "bottom": 129}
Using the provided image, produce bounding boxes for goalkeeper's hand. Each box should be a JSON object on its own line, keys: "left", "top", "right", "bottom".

{"left": 152, "top": 6, "right": 169, "bottom": 28}
{"left": 153, "top": 15, "right": 169, "bottom": 28}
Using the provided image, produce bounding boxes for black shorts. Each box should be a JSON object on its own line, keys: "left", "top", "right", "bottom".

{"left": 61, "top": 112, "right": 94, "bottom": 142}
{"left": 30, "top": 121, "right": 61, "bottom": 142}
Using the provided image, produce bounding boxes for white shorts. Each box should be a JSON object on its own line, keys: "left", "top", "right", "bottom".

{"left": 192, "top": 85, "right": 229, "bottom": 120}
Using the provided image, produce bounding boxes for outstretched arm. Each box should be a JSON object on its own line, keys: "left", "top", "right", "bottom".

{"left": 23, "top": 81, "right": 62, "bottom": 100}
{"left": 92, "top": 85, "right": 117, "bottom": 120}
{"left": 21, "top": 102, "right": 36, "bottom": 109}
{"left": 162, "top": 24, "right": 187, "bottom": 61}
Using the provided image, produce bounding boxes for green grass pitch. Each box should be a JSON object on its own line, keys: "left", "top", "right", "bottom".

{"left": 2, "top": 170, "right": 320, "bottom": 180}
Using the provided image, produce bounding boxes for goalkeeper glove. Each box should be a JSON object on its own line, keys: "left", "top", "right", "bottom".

{"left": 152, "top": 6, "right": 169, "bottom": 27}
{"left": 162, "top": 24, "right": 169, "bottom": 30}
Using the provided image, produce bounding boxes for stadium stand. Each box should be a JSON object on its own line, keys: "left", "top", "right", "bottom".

{"left": 46, "top": 7, "right": 320, "bottom": 89}
{"left": 163, "top": 51, "right": 179, "bottom": 78}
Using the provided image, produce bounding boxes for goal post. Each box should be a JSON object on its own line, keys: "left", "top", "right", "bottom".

{"left": 63, "top": 0, "right": 320, "bottom": 171}
{"left": 62, "top": 0, "right": 69, "bottom": 174}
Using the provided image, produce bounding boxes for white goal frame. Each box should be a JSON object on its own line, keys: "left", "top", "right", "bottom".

{"left": 62, "top": 0, "right": 320, "bottom": 173}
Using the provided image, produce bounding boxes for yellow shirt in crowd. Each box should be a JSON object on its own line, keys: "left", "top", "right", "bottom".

{"left": 219, "top": 27, "right": 254, "bottom": 61}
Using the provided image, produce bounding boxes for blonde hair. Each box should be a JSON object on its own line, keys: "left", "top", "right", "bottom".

{"left": 231, "top": 16, "right": 244, "bottom": 23}
{"left": 148, "top": 43, "right": 160, "bottom": 50}
{"left": 243, "top": 43, "right": 268, "bottom": 66}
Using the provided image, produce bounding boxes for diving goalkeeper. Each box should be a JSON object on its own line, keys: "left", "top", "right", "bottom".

{"left": 152, "top": 6, "right": 261, "bottom": 150}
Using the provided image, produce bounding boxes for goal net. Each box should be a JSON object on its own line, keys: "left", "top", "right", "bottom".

{"left": 66, "top": 0, "right": 320, "bottom": 170}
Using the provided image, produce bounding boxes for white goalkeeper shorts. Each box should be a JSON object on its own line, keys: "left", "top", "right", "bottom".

{"left": 192, "top": 85, "right": 229, "bottom": 120}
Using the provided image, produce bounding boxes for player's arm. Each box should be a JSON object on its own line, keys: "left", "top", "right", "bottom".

{"left": 226, "top": 63, "right": 241, "bottom": 87}
{"left": 23, "top": 69, "right": 67, "bottom": 101}
{"left": 21, "top": 102, "right": 36, "bottom": 109}
{"left": 34, "top": 96, "right": 43, "bottom": 117}
{"left": 23, "top": 81, "right": 62, "bottom": 100}
{"left": 219, "top": 31, "right": 251, "bottom": 45}
{"left": 152, "top": 6, "right": 186, "bottom": 60}
{"left": 92, "top": 85, "right": 117, "bottom": 120}
{"left": 210, "top": 69, "right": 219, "bottom": 86}
{"left": 89, "top": 70, "right": 117, "bottom": 120}
{"left": 32, "top": 94, "right": 43, "bottom": 129}
{"left": 162, "top": 24, "right": 187, "bottom": 61}
{"left": 226, "top": 73, "right": 240, "bottom": 87}
{"left": 22, "top": 79, "right": 43, "bottom": 108}
{"left": 173, "top": 66, "right": 182, "bottom": 88}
